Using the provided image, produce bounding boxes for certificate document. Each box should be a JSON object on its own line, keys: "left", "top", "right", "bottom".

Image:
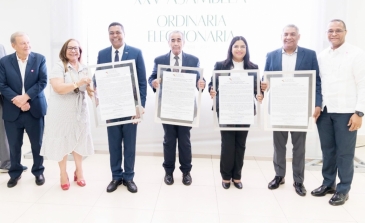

{"left": 95, "top": 67, "right": 136, "bottom": 121}
{"left": 160, "top": 71, "right": 197, "bottom": 121}
{"left": 218, "top": 75, "right": 254, "bottom": 124}
{"left": 270, "top": 77, "right": 309, "bottom": 126}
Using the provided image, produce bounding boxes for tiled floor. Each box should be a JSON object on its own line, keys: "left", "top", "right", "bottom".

{"left": 1, "top": 149, "right": 365, "bottom": 223}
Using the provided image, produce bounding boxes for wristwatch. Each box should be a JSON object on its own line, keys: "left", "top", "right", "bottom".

{"left": 355, "top": 111, "right": 364, "bottom": 117}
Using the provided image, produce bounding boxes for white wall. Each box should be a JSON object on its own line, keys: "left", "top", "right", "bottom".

{"left": 1, "top": 0, "right": 364, "bottom": 158}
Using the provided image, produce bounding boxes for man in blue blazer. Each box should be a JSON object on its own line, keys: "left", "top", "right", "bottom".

{"left": 97, "top": 22, "right": 147, "bottom": 193}
{"left": 148, "top": 30, "right": 205, "bottom": 186}
{"left": 262, "top": 25, "right": 322, "bottom": 196}
{"left": 0, "top": 32, "right": 47, "bottom": 188}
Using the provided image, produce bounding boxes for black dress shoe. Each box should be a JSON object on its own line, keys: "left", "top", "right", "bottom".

{"left": 293, "top": 182, "right": 307, "bottom": 196}
{"left": 106, "top": 179, "right": 123, "bottom": 193}
{"left": 232, "top": 179, "right": 243, "bottom": 189}
{"left": 182, "top": 172, "right": 192, "bottom": 186}
{"left": 164, "top": 174, "right": 174, "bottom": 185}
{"left": 268, "top": 176, "right": 285, "bottom": 189}
{"left": 35, "top": 174, "right": 45, "bottom": 186}
{"left": 311, "top": 185, "right": 336, "bottom": 197}
{"left": 222, "top": 181, "right": 230, "bottom": 189}
{"left": 123, "top": 180, "right": 138, "bottom": 193}
{"left": 329, "top": 192, "right": 349, "bottom": 206}
{"left": 7, "top": 176, "right": 21, "bottom": 188}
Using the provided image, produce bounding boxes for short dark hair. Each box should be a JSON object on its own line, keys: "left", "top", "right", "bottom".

{"left": 108, "top": 22, "right": 125, "bottom": 33}
{"left": 223, "top": 36, "right": 258, "bottom": 69}
{"left": 330, "top": 19, "right": 347, "bottom": 30}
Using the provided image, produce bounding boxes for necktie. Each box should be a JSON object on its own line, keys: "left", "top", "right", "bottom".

{"left": 114, "top": 50, "right": 119, "bottom": 62}
{"left": 173, "top": 56, "right": 179, "bottom": 72}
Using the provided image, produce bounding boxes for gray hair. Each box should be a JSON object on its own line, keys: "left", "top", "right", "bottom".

{"left": 283, "top": 24, "right": 299, "bottom": 33}
{"left": 168, "top": 30, "right": 185, "bottom": 42}
{"left": 10, "top": 32, "right": 27, "bottom": 44}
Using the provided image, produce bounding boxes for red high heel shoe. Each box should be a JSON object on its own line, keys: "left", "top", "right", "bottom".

{"left": 74, "top": 171, "right": 86, "bottom": 187}
{"left": 61, "top": 176, "right": 70, "bottom": 190}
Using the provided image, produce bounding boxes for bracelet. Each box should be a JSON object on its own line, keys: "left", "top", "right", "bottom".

{"left": 73, "top": 82, "right": 79, "bottom": 93}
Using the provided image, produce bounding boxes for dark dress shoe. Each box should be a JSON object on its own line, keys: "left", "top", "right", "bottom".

{"left": 22, "top": 166, "right": 28, "bottom": 172}
{"left": 182, "top": 172, "right": 192, "bottom": 186}
{"left": 222, "top": 181, "right": 230, "bottom": 189}
{"left": 293, "top": 182, "right": 307, "bottom": 196}
{"left": 232, "top": 180, "right": 243, "bottom": 189}
{"left": 7, "top": 176, "right": 21, "bottom": 188}
{"left": 35, "top": 174, "right": 45, "bottom": 186}
{"left": 311, "top": 185, "right": 336, "bottom": 197}
{"left": 123, "top": 180, "right": 138, "bottom": 193}
{"left": 329, "top": 192, "right": 349, "bottom": 206}
{"left": 268, "top": 176, "right": 285, "bottom": 189}
{"left": 106, "top": 179, "right": 123, "bottom": 193}
{"left": 164, "top": 174, "right": 174, "bottom": 185}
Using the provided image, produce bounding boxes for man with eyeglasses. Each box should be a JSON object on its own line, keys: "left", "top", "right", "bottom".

{"left": 261, "top": 24, "right": 322, "bottom": 197}
{"left": 0, "top": 32, "right": 47, "bottom": 188}
{"left": 311, "top": 19, "right": 365, "bottom": 206}
{"left": 96, "top": 22, "right": 147, "bottom": 193}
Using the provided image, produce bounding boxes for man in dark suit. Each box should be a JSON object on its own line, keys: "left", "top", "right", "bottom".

{"left": 97, "top": 22, "right": 147, "bottom": 193}
{"left": 261, "top": 25, "right": 322, "bottom": 196}
{"left": 0, "top": 32, "right": 47, "bottom": 188}
{"left": 0, "top": 43, "right": 28, "bottom": 174}
{"left": 148, "top": 30, "right": 205, "bottom": 186}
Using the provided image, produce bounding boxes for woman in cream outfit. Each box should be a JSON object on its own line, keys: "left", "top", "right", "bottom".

{"left": 41, "top": 39, "right": 94, "bottom": 190}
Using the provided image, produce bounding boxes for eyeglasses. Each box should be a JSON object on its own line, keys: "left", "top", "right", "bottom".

{"left": 67, "top": 46, "right": 79, "bottom": 51}
{"left": 109, "top": 31, "right": 122, "bottom": 36}
{"left": 327, "top": 29, "right": 346, "bottom": 34}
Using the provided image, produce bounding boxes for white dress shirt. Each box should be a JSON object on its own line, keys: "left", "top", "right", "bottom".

{"left": 112, "top": 44, "right": 125, "bottom": 62}
{"left": 16, "top": 54, "right": 28, "bottom": 94}
{"left": 318, "top": 42, "right": 365, "bottom": 113}
{"left": 170, "top": 52, "right": 182, "bottom": 67}
{"left": 282, "top": 48, "right": 298, "bottom": 72}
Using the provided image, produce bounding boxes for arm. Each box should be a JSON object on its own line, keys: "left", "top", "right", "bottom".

{"left": 312, "top": 52, "right": 322, "bottom": 122}
{"left": 148, "top": 58, "right": 159, "bottom": 93}
{"left": 24, "top": 56, "right": 47, "bottom": 99}
{"left": 348, "top": 51, "right": 365, "bottom": 131}
{"left": 0, "top": 60, "right": 19, "bottom": 101}
{"left": 135, "top": 50, "right": 147, "bottom": 108}
{"left": 195, "top": 58, "right": 206, "bottom": 91}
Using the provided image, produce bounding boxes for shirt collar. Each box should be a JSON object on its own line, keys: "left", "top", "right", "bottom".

{"left": 113, "top": 44, "right": 125, "bottom": 54}
{"left": 329, "top": 42, "right": 348, "bottom": 53}
{"left": 16, "top": 53, "right": 29, "bottom": 62}
{"left": 170, "top": 51, "right": 182, "bottom": 60}
{"left": 67, "top": 61, "right": 83, "bottom": 72}
{"left": 282, "top": 47, "right": 298, "bottom": 55}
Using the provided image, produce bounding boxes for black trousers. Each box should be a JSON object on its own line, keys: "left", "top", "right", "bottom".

{"left": 220, "top": 130, "right": 249, "bottom": 180}
{"left": 162, "top": 124, "right": 192, "bottom": 174}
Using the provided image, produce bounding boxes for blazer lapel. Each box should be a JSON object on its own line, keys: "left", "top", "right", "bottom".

{"left": 24, "top": 53, "right": 36, "bottom": 84}
{"left": 181, "top": 52, "right": 188, "bottom": 66}
{"left": 121, "top": 45, "right": 129, "bottom": 61}
{"left": 275, "top": 49, "right": 282, "bottom": 71}
{"left": 10, "top": 53, "right": 23, "bottom": 84}
{"left": 295, "top": 47, "right": 305, "bottom": 70}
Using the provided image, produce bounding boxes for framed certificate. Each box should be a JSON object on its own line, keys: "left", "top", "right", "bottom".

{"left": 212, "top": 69, "right": 261, "bottom": 131}
{"left": 154, "top": 64, "right": 204, "bottom": 127}
{"left": 89, "top": 60, "right": 144, "bottom": 127}
{"left": 263, "top": 70, "right": 316, "bottom": 131}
